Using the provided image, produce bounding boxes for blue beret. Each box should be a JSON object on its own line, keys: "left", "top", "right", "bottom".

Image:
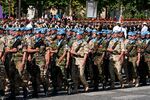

{"left": 113, "top": 30, "right": 119, "bottom": 34}
{"left": 128, "top": 32, "right": 136, "bottom": 36}
{"left": 141, "top": 31, "right": 149, "bottom": 36}
{"left": 57, "top": 30, "right": 65, "bottom": 35}
{"left": 92, "top": 29, "right": 97, "bottom": 33}
{"left": 86, "top": 29, "right": 92, "bottom": 33}
{"left": 97, "top": 31, "right": 102, "bottom": 35}
{"left": 51, "top": 28, "right": 57, "bottom": 31}
{"left": 107, "top": 30, "right": 112, "bottom": 34}
{"left": 77, "top": 30, "right": 84, "bottom": 35}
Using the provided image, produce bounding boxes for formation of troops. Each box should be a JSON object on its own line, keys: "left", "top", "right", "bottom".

{"left": 0, "top": 18, "right": 149, "bottom": 99}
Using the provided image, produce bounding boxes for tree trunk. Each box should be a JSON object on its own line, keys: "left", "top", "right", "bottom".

{"left": 68, "top": 0, "right": 72, "bottom": 16}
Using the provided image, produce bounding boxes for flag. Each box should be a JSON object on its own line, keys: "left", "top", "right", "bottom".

{"left": 119, "top": 15, "right": 123, "bottom": 23}
{"left": 0, "top": 4, "right": 3, "bottom": 18}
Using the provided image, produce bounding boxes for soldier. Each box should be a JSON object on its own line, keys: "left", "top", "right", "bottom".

{"left": 125, "top": 32, "right": 140, "bottom": 87}
{"left": 3, "top": 28, "right": 27, "bottom": 99}
{"left": 144, "top": 31, "right": 150, "bottom": 79}
{"left": 107, "top": 31, "right": 125, "bottom": 89}
{"left": 88, "top": 29, "right": 98, "bottom": 91}
{"left": 0, "top": 28, "right": 6, "bottom": 97}
{"left": 11, "top": 28, "right": 29, "bottom": 98}
{"left": 138, "top": 31, "right": 149, "bottom": 85}
{"left": 71, "top": 30, "right": 89, "bottom": 93}
{"left": 56, "top": 30, "right": 72, "bottom": 93}
{"left": 35, "top": 28, "right": 50, "bottom": 96}
{"left": 26, "top": 29, "right": 40, "bottom": 98}
{"left": 26, "top": 28, "right": 49, "bottom": 97}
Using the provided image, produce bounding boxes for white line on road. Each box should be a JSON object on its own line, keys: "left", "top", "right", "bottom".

{"left": 112, "top": 95, "right": 147, "bottom": 100}
{"left": 117, "top": 86, "right": 150, "bottom": 92}
{"left": 81, "top": 91, "right": 115, "bottom": 96}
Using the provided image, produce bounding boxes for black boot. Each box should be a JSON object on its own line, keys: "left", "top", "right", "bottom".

{"left": 23, "top": 87, "right": 28, "bottom": 99}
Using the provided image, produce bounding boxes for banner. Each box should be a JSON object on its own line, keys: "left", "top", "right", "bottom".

{"left": 0, "top": 4, "right": 3, "bottom": 18}
{"left": 86, "top": 0, "right": 98, "bottom": 18}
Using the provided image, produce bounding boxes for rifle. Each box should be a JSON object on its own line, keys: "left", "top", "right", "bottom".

{"left": 112, "top": 41, "right": 118, "bottom": 50}
{"left": 75, "top": 42, "right": 82, "bottom": 53}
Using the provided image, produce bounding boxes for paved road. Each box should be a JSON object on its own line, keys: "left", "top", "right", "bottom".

{"left": 29, "top": 85, "right": 150, "bottom": 100}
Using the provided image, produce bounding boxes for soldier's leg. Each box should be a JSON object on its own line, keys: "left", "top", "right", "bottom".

{"left": 148, "top": 62, "right": 150, "bottom": 77}
{"left": 0, "top": 63, "right": 6, "bottom": 96}
{"left": 114, "top": 58, "right": 124, "bottom": 88}
{"left": 50, "top": 63, "right": 59, "bottom": 95}
{"left": 103, "top": 58, "right": 110, "bottom": 86}
{"left": 71, "top": 64, "right": 79, "bottom": 93}
{"left": 40, "top": 65, "right": 49, "bottom": 96}
{"left": 26, "top": 60, "right": 38, "bottom": 97}
{"left": 16, "top": 61, "right": 29, "bottom": 98}
{"left": 123, "top": 58, "right": 130, "bottom": 83}
{"left": 78, "top": 64, "right": 89, "bottom": 91}
{"left": 138, "top": 58, "right": 148, "bottom": 86}
{"left": 8, "top": 62, "right": 18, "bottom": 99}
{"left": 92, "top": 64, "right": 99, "bottom": 91}
{"left": 109, "top": 58, "right": 115, "bottom": 88}
{"left": 130, "top": 57, "right": 139, "bottom": 87}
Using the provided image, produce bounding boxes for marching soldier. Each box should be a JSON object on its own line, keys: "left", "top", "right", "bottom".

{"left": 144, "top": 32, "right": 150, "bottom": 79}
{"left": 138, "top": 32, "right": 149, "bottom": 85}
{"left": 107, "top": 31, "right": 125, "bottom": 89}
{"left": 26, "top": 29, "right": 40, "bottom": 98}
{"left": 56, "top": 30, "right": 71, "bottom": 92}
{"left": 26, "top": 29, "right": 49, "bottom": 97}
{"left": 125, "top": 32, "right": 140, "bottom": 87}
{"left": 71, "top": 30, "right": 89, "bottom": 93}
{"left": 3, "top": 28, "right": 27, "bottom": 99}
{"left": 0, "top": 28, "right": 6, "bottom": 97}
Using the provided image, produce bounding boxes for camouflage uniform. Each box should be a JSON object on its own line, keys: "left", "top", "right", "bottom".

{"left": 126, "top": 39, "right": 140, "bottom": 86}
{"left": 71, "top": 39, "right": 89, "bottom": 92}
{"left": 138, "top": 38, "right": 149, "bottom": 85}
{"left": 26, "top": 36, "right": 40, "bottom": 97}
{"left": 0, "top": 38, "right": 6, "bottom": 96}
{"left": 33, "top": 38, "right": 49, "bottom": 95}
{"left": 144, "top": 39, "right": 150, "bottom": 77}
{"left": 108, "top": 37, "right": 125, "bottom": 88}
{"left": 11, "top": 37, "right": 28, "bottom": 98}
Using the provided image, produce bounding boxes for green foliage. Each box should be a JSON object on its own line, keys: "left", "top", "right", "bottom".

{"left": 1, "top": 0, "right": 150, "bottom": 18}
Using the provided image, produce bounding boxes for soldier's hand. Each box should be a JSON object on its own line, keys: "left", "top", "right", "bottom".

{"left": 107, "top": 48, "right": 114, "bottom": 52}
{"left": 23, "top": 49, "right": 27, "bottom": 52}
{"left": 36, "top": 48, "right": 39, "bottom": 52}
{"left": 136, "top": 60, "right": 140, "bottom": 67}
{"left": 5, "top": 48, "right": 10, "bottom": 53}
{"left": 1, "top": 56, "right": 5, "bottom": 64}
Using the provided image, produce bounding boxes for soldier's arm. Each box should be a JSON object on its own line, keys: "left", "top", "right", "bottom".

{"left": 66, "top": 51, "right": 70, "bottom": 68}
{"left": 57, "top": 50, "right": 67, "bottom": 65}
{"left": 119, "top": 42, "right": 125, "bottom": 61}
{"left": 45, "top": 49, "right": 50, "bottom": 68}
{"left": 22, "top": 45, "right": 28, "bottom": 65}
{"left": 107, "top": 41, "right": 114, "bottom": 52}
{"left": 82, "top": 53, "right": 88, "bottom": 66}
{"left": 5, "top": 47, "right": 17, "bottom": 53}
{"left": 27, "top": 46, "right": 39, "bottom": 53}
{"left": 0, "top": 43, "right": 4, "bottom": 59}
{"left": 70, "top": 45, "right": 76, "bottom": 55}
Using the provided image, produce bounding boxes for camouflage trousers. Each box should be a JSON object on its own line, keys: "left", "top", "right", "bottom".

{"left": 128, "top": 56, "right": 139, "bottom": 81}
{"left": 7, "top": 61, "right": 28, "bottom": 96}
{"left": 72, "top": 57, "right": 89, "bottom": 91}
{"left": 0, "top": 61, "right": 6, "bottom": 92}
{"left": 94, "top": 55, "right": 103, "bottom": 78}
{"left": 109, "top": 55, "right": 123, "bottom": 84}
{"left": 36, "top": 57, "right": 49, "bottom": 93}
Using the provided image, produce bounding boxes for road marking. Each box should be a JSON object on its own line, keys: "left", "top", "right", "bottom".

{"left": 82, "top": 91, "right": 115, "bottom": 96}
{"left": 112, "top": 95, "right": 147, "bottom": 100}
{"left": 118, "top": 86, "right": 150, "bottom": 92}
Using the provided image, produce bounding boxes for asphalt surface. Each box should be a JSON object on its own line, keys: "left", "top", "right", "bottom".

{"left": 29, "top": 85, "right": 150, "bottom": 100}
